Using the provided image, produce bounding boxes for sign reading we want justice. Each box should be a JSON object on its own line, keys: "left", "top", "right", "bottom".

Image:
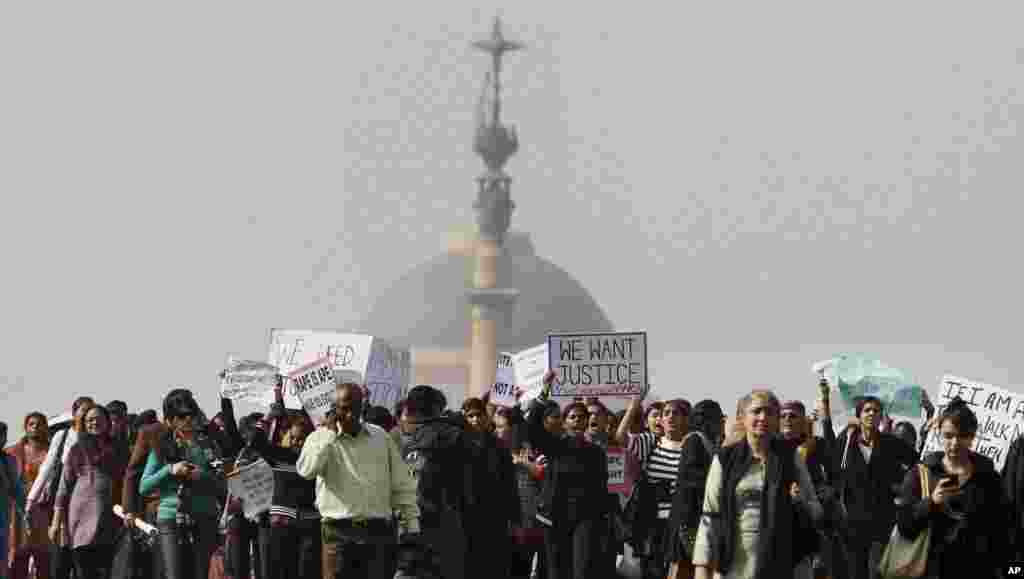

{"left": 547, "top": 331, "right": 647, "bottom": 398}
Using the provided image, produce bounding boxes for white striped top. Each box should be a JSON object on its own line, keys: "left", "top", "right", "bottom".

{"left": 630, "top": 431, "right": 682, "bottom": 519}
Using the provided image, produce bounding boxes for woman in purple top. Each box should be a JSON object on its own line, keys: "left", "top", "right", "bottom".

{"left": 51, "top": 404, "right": 126, "bottom": 579}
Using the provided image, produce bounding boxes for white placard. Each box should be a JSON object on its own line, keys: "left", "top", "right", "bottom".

{"left": 220, "top": 358, "right": 279, "bottom": 403}
{"left": 547, "top": 332, "right": 647, "bottom": 398}
{"left": 489, "top": 352, "right": 517, "bottom": 407}
{"left": 268, "top": 330, "right": 410, "bottom": 411}
{"left": 227, "top": 459, "right": 275, "bottom": 520}
{"left": 289, "top": 356, "right": 336, "bottom": 424}
{"left": 512, "top": 343, "right": 548, "bottom": 407}
{"left": 920, "top": 375, "right": 1024, "bottom": 470}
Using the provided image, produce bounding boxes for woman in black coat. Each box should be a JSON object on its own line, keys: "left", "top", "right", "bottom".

{"left": 895, "top": 397, "right": 1009, "bottom": 579}
{"left": 526, "top": 372, "right": 609, "bottom": 579}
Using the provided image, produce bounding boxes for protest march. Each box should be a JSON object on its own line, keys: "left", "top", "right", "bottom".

{"left": 3, "top": 333, "right": 1020, "bottom": 579}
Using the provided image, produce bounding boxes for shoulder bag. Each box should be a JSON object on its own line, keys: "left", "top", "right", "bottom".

{"left": 878, "top": 463, "right": 931, "bottom": 579}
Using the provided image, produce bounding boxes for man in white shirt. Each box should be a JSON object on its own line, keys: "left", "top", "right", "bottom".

{"left": 297, "top": 376, "right": 419, "bottom": 579}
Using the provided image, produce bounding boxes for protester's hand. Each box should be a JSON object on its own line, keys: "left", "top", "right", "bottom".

{"left": 542, "top": 369, "right": 556, "bottom": 396}
{"left": 790, "top": 482, "right": 801, "bottom": 499}
{"left": 921, "top": 391, "right": 935, "bottom": 417}
{"left": 931, "top": 477, "right": 961, "bottom": 507}
{"left": 171, "top": 462, "right": 194, "bottom": 478}
{"left": 124, "top": 512, "right": 137, "bottom": 529}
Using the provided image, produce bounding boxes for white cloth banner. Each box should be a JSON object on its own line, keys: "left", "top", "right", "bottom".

{"left": 547, "top": 332, "right": 647, "bottom": 398}
{"left": 227, "top": 459, "right": 275, "bottom": 520}
{"left": 512, "top": 343, "right": 548, "bottom": 408}
{"left": 267, "top": 329, "right": 411, "bottom": 411}
{"left": 489, "top": 352, "right": 517, "bottom": 407}
{"left": 220, "top": 358, "right": 279, "bottom": 403}
{"left": 920, "top": 375, "right": 1024, "bottom": 470}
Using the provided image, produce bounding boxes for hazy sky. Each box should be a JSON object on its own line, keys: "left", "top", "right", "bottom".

{"left": 2, "top": 3, "right": 1022, "bottom": 431}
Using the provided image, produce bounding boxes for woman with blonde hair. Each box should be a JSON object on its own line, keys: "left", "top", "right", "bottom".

{"left": 692, "top": 389, "right": 823, "bottom": 579}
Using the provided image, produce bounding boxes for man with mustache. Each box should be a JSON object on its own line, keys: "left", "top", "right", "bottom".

{"left": 6, "top": 413, "right": 50, "bottom": 579}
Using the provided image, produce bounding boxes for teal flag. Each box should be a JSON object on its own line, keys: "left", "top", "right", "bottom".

{"left": 832, "top": 353, "right": 924, "bottom": 417}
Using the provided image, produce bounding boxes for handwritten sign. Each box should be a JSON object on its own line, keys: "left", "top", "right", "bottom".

{"left": 513, "top": 343, "right": 548, "bottom": 408}
{"left": 289, "top": 356, "right": 336, "bottom": 424}
{"left": 547, "top": 332, "right": 647, "bottom": 398}
{"left": 226, "top": 459, "right": 275, "bottom": 520}
{"left": 920, "top": 375, "right": 1024, "bottom": 470}
{"left": 607, "top": 447, "right": 632, "bottom": 494}
{"left": 220, "top": 358, "right": 279, "bottom": 403}
{"left": 268, "top": 330, "right": 410, "bottom": 410}
{"left": 489, "top": 353, "right": 517, "bottom": 407}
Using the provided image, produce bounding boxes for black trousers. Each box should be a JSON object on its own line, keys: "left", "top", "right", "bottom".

{"left": 543, "top": 519, "right": 600, "bottom": 579}
{"left": 50, "top": 545, "right": 74, "bottom": 579}
{"left": 157, "top": 517, "right": 218, "bottom": 579}
{"left": 72, "top": 545, "right": 113, "bottom": 579}
{"left": 258, "top": 520, "right": 320, "bottom": 579}
{"left": 225, "top": 516, "right": 260, "bottom": 579}
{"left": 321, "top": 519, "right": 396, "bottom": 579}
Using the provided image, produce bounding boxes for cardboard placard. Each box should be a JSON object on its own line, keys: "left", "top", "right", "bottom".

{"left": 920, "top": 375, "right": 1024, "bottom": 470}
{"left": 512, "top": 343, "right": 548, "bottom": 408}
{"left": 289, "top": 356, "right": 337, "bottom": 424}
{"left": 226, "top": 459, "right": 275, "bottom": 520}
{"left": 547, "top": 332, "right": 647, "bottom": 398}
{"left": 489, "top": 352, "right": 517, "bottom": 407}
{"left": 606, "top": 447, "right": 632, "bottom": 495}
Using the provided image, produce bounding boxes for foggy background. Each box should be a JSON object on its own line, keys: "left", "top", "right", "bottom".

{"left": 2, "top": 2, "right": 1021, "bottom": 431}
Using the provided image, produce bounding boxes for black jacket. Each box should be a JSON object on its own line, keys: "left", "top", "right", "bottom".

{"left": 713, "top": 437, "right": 814, "bottom": 578}
{"left": 526, "top": 398, "right": 608, "bottom": 528}
{"left": 400, "top": 414, "right": 467, "bottom": 530}
{"left": 832, "top": 428, "right": 918, "bottom": 542}
{"left": 897, "top": 451, "right": 1009, "bottom": 579}
{"left": 663, "top": 432, "right": 713, "bottom": 562}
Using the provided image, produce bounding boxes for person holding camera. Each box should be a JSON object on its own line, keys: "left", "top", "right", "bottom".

{"left": 140, "top": 390, "right": 223, "bottom": 579}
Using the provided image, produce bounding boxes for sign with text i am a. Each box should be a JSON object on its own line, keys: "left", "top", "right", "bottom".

{"left": 547, "top": 331, "right": 647, "bottom": 398}
{"left": 920, "top": 375, "right": 1024, "bottom": 471}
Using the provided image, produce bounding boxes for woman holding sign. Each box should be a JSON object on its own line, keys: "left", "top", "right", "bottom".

{"left": 893, "top": 397, "right": 1009, "bottom": 579}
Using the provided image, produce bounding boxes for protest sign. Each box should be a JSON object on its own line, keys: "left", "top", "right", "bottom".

{"left": 288, "top": 356, "right": 336, "bottom": 424}
{"left": 513, "top": 343, "right": 548, "bottom": 408}
{"left": 489, "top": 352, "right": 517, "bottom": 407}
{"left": 220, "top": 358, "right": 279, "bottom": 403}
{"left": 547, "top": 332, "right": 647, "bottom": 398}
{"left": 606, "top": 447, "right": 632, "bottom": 494}
{"left": 920, "top": 375, "right": 1024, "bottom": 470}
{"left": 267, "top": 330, "right": 410, "bottom": 410}
{"left": 226, "top": 459, "right": 275, "bottom": 520}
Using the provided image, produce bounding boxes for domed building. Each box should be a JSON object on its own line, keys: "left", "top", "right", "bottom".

{"left": 361, "top": 232, "right": 613, "bottom": 404}
{"left": 360, "top": 20, "right": 613, "bottom": 405}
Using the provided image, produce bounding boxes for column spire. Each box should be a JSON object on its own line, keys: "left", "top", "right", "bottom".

{"left": 471, "top": 16, "right": 523, "bottom": 244}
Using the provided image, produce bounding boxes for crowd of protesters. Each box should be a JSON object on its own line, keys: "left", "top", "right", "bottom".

{"left": 1, "top": 368, "right": 1019, "bottom": 579}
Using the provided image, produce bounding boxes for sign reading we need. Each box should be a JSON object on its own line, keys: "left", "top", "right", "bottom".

{"left": 547, "top": 332, "right": 647, "bottom": 398}
{"left": 920, "top": 375, "right": 1024, "bottom": 471}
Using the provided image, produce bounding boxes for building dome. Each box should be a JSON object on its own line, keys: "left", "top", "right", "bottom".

{"left": 361, "top": 232, "right": 613, "bottom": 352}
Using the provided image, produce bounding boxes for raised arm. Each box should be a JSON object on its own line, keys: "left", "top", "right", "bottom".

{"left": 295, "top": 428, "right": 334, "bottom": 480}
{"left": 525, "top": 370, "right": 561, "bottom": 457}
{"left": 614, "top": 394, "right": 643, "bottom": 447}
